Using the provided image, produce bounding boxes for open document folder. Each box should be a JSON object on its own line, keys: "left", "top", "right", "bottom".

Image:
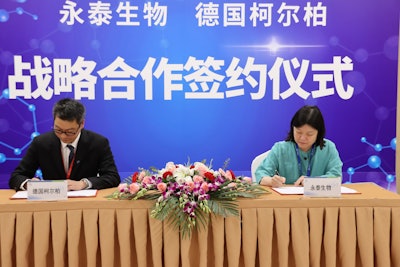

{"left": 272, "top": 186, "right": 359, "bottom": 195}
{"left": 11, "top": 189, "right": 98, "bottom": 199}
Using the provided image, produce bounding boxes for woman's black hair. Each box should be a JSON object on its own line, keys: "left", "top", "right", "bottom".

{"left": 285, "top": 105, "right": 326, "bottom": 149}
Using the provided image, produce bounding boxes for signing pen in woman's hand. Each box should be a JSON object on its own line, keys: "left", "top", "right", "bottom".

{"left": 271, "top": 170, "right": 286, "bottom": 188}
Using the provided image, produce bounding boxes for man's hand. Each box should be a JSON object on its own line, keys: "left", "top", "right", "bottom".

{"left": 67, "top": 179, "right": 86, "bottom": 191}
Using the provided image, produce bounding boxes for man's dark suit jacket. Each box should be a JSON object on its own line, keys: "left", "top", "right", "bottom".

{"left": 9, "top": 129, "right": 121, "bottom": 191}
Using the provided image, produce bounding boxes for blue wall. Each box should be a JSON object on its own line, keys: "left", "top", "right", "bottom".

{"left": 0, "top": 0, "right": 398, "bottom": 191}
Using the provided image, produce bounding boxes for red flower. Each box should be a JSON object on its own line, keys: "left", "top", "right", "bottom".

{"left": 204, "top": 172, "right": 215, "bottom": 182}
{"left": 228, "top": 170, "right": 236, "bottom": 180}
{"left": 163, "top": 171, "right": 173, "bottom": 179}
{"left": 132, "top": 171, "right": 139, "bottom": 182}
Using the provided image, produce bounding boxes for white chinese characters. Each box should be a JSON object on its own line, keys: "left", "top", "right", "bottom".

{"left": 8, "top": 55, "right": 354, "bottom": 101}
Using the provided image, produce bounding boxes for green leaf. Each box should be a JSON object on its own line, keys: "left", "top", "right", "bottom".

{"left": 208, "top": 199, "right": 239, "bottom": 217}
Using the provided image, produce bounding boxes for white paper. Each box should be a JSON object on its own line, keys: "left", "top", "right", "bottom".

{"left": 339, "top": 186, "right": 359, "bottom": 194}
{"left": 67, "top": 190, "right": 98, "bottom": 197}
{"left": 272, "top": 186, "right": 358, "bottom": 195}
{"left": 11, "top": 189, "right": 97, "bottom": 199}
{"left": 273, "top": 186, "right": 304, "bottom": 195}
{"left": 11, "top": 191, "right": 29, "bottom": 199}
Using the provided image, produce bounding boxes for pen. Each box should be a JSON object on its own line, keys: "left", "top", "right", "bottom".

{"left": 274, "top": 170, "right": 280, "bottom": 176}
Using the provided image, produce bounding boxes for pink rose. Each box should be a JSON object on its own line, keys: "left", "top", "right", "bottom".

{"left": 138, "top": 171, "right": 146, "bottom": 180}
{"left": 165, "top": 162, "right": 177, "bottom": 172}
{"left": 142, "top": 176, "right": 152, "bottom": 185}
{"left": 194, "top": 162, "right": 209, "bottom": 176}
{"left": 228, "top": 170, "right": 236, "bottom": 180}
{"left": 243, "top": 177, "right": 252, "bottom": 184}
{"left": 227, "top": 182, "right": 237, "bottom": 188}
{"left": 218, "top": 168, "right": 226, "bottom": 177}
{"left": 118, "top": 183, "right": 128, "bottom": 192}
{"left": 225, "top": 170, "right": 233, "bottom": 181}
{"left": 129, "top": 183, "right": 140, "bottom": 194}
{"left": 157, "top": 182, "right": 167, "bottom": 192}
{"left": 193, "top": 175, "right": 204, "bottom": 183}
{"left": 201, "top": 182, "right": 209, "bottom": 192}
{"left": 186, "top": 181, "right": 195, "bottom": 191}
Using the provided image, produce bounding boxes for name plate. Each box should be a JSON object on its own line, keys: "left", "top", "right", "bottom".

{"left": 303, "top": 177, "right": 341, "bottom": 197}
{"left": 27, "top": 180, "right": 68, "bottom": 201}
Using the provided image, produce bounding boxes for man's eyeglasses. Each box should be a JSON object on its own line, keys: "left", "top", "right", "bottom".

{"left": 53, "top": 125, "right": 80, "bottom": 136}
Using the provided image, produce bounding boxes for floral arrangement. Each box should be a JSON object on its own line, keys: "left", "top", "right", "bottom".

{"left": 107, "top": 160, "right": 268, "bottom": 238}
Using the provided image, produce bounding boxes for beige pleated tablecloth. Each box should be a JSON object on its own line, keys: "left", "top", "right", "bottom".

{"left": 0, "top": 182, "right": 399, "bottom": 267}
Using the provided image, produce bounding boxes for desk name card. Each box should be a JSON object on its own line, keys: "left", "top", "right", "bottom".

{"left": 303, "top": 177, "right": 342, "bottom": 197}
{"left": 27, "top": 180, "right": 68, "bottom": 201}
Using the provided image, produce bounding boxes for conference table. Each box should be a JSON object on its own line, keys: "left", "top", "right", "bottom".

{"left": 0, "top": 182, "right": 399, "bottom": 267}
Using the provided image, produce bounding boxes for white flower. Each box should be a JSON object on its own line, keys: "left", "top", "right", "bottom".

{"left": 174, "top": 169, "right": 186, "bottom": 180}
{"left": 165, "top": 161, "right": 176, "bottom": 171}
{"left": 189, "top": 168, "right": 195, "bottom": 176}
{"left": 184, "top": 175, "right": 193, "bottom": 183}
{"left": 176, "top": 177, "right": 186, "bottom": 185}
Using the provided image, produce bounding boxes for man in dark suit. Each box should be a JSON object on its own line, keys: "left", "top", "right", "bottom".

{"left": 9, "top": 98, "right": 121, "bottom": 191}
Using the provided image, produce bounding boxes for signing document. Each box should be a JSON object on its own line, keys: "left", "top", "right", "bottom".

{"left": 11, "top": 190, "right": 98, "bottom": 199}
{"left": 273, "top": 186, "right": 358, "bottom": 195}
{"left": 11, "top": 180, "right": 97, "bottom": 200}
{"left": 272, "top": 177, "right": 358, "bottom": 197}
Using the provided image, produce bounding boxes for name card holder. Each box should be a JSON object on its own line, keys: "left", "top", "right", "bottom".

{"left": 27, "top": 180, "right": 68, "bottom": 201}
{"left": 303, "top": 177, "right": 342, "bottom": 198}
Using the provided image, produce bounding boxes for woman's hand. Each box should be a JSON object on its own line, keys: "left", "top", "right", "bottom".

{"left": 294, "top": 176, "right": 306, "bottom": 186}
{"left": 260, "top": 174, "right": 286, "bottom": 187}
{"left": 271, "top": 174, "right": 286, "bottom": 187}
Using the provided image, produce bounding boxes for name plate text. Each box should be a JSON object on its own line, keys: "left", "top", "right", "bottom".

{"left": 303, "top": 177, "right": 342, "bottom": 197}
{"left": 27, "top": 180, "right": 68, "bottom": 201}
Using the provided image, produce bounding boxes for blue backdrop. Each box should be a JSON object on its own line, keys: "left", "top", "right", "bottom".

{"left": 0, "top": 0, "right": 398, "bottom": 191}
